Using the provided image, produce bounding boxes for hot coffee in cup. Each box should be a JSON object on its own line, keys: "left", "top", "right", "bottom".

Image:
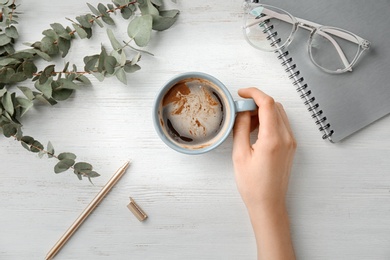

{"left": 153, "top": 72, "right": 257, "bottom": 154}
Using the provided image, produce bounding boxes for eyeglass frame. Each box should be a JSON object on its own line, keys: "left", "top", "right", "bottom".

{"left": 242, "top": 1, "right": 371, "bottom": 74}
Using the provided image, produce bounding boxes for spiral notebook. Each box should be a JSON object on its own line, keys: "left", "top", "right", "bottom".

{"left": 259, "top": 0, "right": 390, "bottom": 142}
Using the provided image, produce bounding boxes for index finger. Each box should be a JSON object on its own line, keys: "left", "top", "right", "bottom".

{"left": 238, "top": 87, "right": 280, "bottom": 135}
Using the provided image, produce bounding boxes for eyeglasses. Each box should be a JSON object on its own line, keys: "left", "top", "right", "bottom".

{"left": 242, "top": 1, "right": 371, "bottom": 74}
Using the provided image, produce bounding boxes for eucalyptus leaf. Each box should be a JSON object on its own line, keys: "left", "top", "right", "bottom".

{"left": 58, "top": 152, "right": 77, "bottom": 160}
{"left": 54, "top": 159, "right": 75, "bottom": 173}
{"left": 2, "top": 91, "right": 14, "bottom": 116}
{"left": 0, "top": 57, "right": 19, "bottom": 66}
{"left": 50, "top": 23, "right": 70, "bottom": 40}
{"left": 47, "top": 141, "right": 55, "bottom": 158}
{"left": 121, "top": 7, "right": 134, "bottom": 19}
{"left": 127, "top": 15, "right": 153, "bottom": 47}
{"left": 30, "top": 140, "right": 44, "bottom": 153}
{"left": 5, "top": 26, "right": 19, "bottom": 39}
{"left": 0, "top": 34, "right": 11, "bottom": 46}
{"left": 104, "top": 55, "right": 117, "bottom": 74}
{"left": 74, "top": 162, "right": 93, "bottom": 175}
{"left": 16, "top": 97, "right": 33, "bottom": 117}
{"left": 52, "top": 88, "right": 74, "bottom": 101}
{"left": 124, "top": 63, "right": 141, "bottom": 73}
{"left": 35, "top": 77, "right": 53, "bottom": 98}
{"left": 98, "top": 3, "right": 108, "bottom": 15}
{"left": 138, "top": 0, "right": 159, "bottom": 16}
{"left": 18, "top": 86, "right": 35, "bottom": 100}
{"left": 102, "top": 16, "right": 115, "bottom": 26}
{"left": 57, "top": 78, "right": 80, "bottom": 90}
{"left": 76, "top": 75, "right": 91, "bottom": 85}
{"left": 22, "top": 61, "right": 38, "bottom": 78}
{"left": 92, "top": 72, "right": 104, "bottom": 81}
{"left": 88, "top": 171, "right": 100, "bottom": 178}
{"left": 40, "top": 36, "right": 59, "bottom": 56}
{"left": 107, "top": 29, "right": 122, "bottom": 50}
{"left": 87, "top": 3, "right": 101, "bottom": 16}
{"left": 58, "top": 38, "right": 71, "bottom": 57}
{"left": 33, "top": 49, "right": 52, "bottom": 61}
{"left": 2, "top": 123, "right": 17, "bottom": 138}
{"left": 73, "top": 24, "right": 88, "bottom": 39}
{"left": 115, "top": 68, "right": 127, "bottom": 84}
{"left": 76, "top": 15, "right": 93, "bottom": 29}
{"left": 152, "top": 10, "right": 179, "bottom": 31}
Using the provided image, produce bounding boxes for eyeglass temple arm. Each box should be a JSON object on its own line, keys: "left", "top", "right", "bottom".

{"left": 259, "top": 9, "right": 353, "bottom": 71}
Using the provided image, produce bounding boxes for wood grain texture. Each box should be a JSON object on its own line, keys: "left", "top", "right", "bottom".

{"left": 1, "top": 1, "right": 390, "bottom": 259}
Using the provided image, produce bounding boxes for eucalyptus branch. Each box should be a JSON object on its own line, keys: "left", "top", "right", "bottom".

{"left": 14, "top": 134, "right": 100, "bottom": 182}
{"left": 0, "top": 0, "right": 179, "bottom": 180}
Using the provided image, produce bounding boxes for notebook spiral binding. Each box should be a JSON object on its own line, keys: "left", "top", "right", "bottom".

{"left": 258, "top": 14, "right": 334, "bottom": 139}
{"left": 276, "top": 49, "right": 334, "bottom": 139}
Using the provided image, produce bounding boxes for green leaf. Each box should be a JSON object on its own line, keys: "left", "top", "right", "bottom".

{"left": 42, "top": 29, "right": 58, "bottom": 40}
{"left": 50, "top": 23, "right": 71, "bottom": 40}
{"left": 0, "top": 34, "right": 11, "bottom": 46}
{"left": 76, "top": 75, "right": 91, "bottom": 84}
{"left": 58, "top": 38, "right": 71, "bottom": 58}
{"left": 16, "top": 97, "right": 33, "bottom": 117}
{"left": 97, "top": 46, "right": 108, "bottom": 73}
{"left": 2, "top": 123, "right": 17, "bottom": 138}
{"left": 22, "top": 61, "right": 38, "bottom": 78}
{"left": 30, "top": 140, "right": 44, "bottom": 153}
{"left": 121, "top": 7, "right": 134, "bottom": 19}
{"left": 0, "top": 88, "right": 6, "bottom": 98}
{"left": 20, "top": 136, "right": 34, "bottom": 150}
{"left": 102, "top": 16, "right": 115, "bottom": 26}
{"left": 47, "top": 141, "right": 55, "bottom": 158}
{"left": 54, "top": 159, "right": 75, "bottom": 173}
{"left": 97, "top": 3, "right": 108, "bottom": 15}
{"left": 2, "top": 91, "right": 14, "bottom": 116}
{"left": 76, "top": 15, "right": 93, "bottom": 29}
{"left": 35, "top": 77, "right": 53, "bottom": 98}
{"left": 127, "top": 15, "right": 153, "bottom": 47}
{"left": 73, "top": 24, "right": 88, "bottom": 39}
{"left": 152, "top": 10, "right": 179, "bottom": 31}
{"left": 74, "top": 162, "right": 93, "bottom": 175}
{"left": 115, "top": 68, "right": 127, "bottom": 84}
{"left": 57, "top": 78, "right": 80, "bottom": 90}
{"left": 151, "top": 0, "right": 163, "bottom": 6}
{"left": 52, "top": 88, "right": 74, "bottom": 101}
{"left": 5, "top": 26, "right": 19, "bottom": 39}
{"left": 0, "top": 57, "right": 19, "bottom": 66}
{"left": 84, "top": 55, "right": 99, "bottom": 72}
{"left": 87, "top": 3, "right": 101, "bottom": 16}
{"left": 43, "top": 65, "right": 55, "bottom": 78}
{"left": 33, "top": 49, "right": 52, "bottom": 61}
{"left": 92, "top": 72, "right": 104, "bottom": 81}
{"left": 58, "top": 152, "right": 77, "bottom": 160}
{"left": 107, "top": 29, "right": 122, "bottom": 50}
{"left": 124, "top": 63, "right": 141, "bottom": 73}
{"left": 138, "top": 0, "right": 159, "bottom": 16}
{"left": 88, "top": 171, "right": 100, "bottom": 178}
{"left": 18, "top": 86, "right": 35, "bottom": 100}
{"left": 40, "top": 36, "right": 59, "bottom": 56}
{"left": 104, "top": 56, "right": 117, "bottom": 74}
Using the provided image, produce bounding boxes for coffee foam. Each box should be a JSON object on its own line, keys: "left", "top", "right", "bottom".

{"left": 161, "top": 78, "right": 225, "bottom": 146}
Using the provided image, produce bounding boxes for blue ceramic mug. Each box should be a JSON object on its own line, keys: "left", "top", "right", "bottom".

{"left": 153, "top": 72, "right": 257, "bottom": 154}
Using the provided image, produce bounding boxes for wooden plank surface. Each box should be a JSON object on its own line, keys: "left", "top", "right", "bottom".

{"left": 1, "top": 1, "right": 390, "bottom": 259}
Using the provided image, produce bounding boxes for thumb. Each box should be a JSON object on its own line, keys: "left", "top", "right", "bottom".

{"left": 233, "top": 111, "right": 252, "bottom": 160}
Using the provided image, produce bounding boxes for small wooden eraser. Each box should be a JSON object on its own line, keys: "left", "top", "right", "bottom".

{"left": 127, "top": 197, "right": 148, "bottom": 222}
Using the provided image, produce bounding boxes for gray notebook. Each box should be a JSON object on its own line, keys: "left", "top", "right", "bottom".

{"left": 257, "top": 0, "right": 390, "bottom": 142}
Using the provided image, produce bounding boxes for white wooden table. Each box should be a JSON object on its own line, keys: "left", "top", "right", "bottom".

{"left": 1, "top": 1, "right": 390, "bottom": 259}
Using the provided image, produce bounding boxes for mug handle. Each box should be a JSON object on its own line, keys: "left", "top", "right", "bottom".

{"left": 234, "top": 99, "right": 257, "bottom": 113}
